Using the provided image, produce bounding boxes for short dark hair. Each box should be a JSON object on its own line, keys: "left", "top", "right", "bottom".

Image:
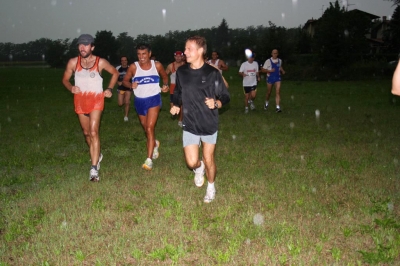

{"left": 120, "top": 56, "right": 128, "bottom": 61}
{"left": 186, "top": 36, "right": 207, "bottom": 57}
{"left": 136, "top": 43, "right": 151, "bottom": 52}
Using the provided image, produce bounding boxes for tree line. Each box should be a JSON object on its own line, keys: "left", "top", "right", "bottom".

{"left": 0, "top": 1, "right": 399, "bottom": 73}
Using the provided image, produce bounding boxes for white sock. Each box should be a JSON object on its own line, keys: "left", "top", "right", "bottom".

{"left": 208, "top": 182, "right": 215, "bottom": 190}
{"left": 265, "top": 101, "right": 269, "bottom": 105}
{"left": 147, "top": 157, "right": 152, "bottom": 161}
{"left": 277, "top": 105, "right": 280, "bottom": 109}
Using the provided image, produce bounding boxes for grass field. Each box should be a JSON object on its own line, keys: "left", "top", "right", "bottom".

{"left": 0, "top": 66, "right": 399, "bottom": 265}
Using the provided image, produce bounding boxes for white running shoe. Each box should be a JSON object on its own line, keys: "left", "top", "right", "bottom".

{"left": 250, "top": 101, "right": 255, "bottom": 110}
{"left": 244, "top": 107, "right": 249, "bottom": 114}
{"left": 264, "top": 104, "right": 269, "bottom": 110}
{"left": 97, "top": 153, "right": 103, "bottom": 170}
{"left": 204, "top": 187, "right": 216, "bottom": 203}
{"left": 142, "top": 158, "right": 153, "bottom": 171}
{"left": 152, "top": 140, "right": 160, "bottom": 160}
{"left": 89, "top": 168, "right": 99, "bottom": 182}
{"left": 124, "top": 116, "right": 128, "bottom": 122}
{"left": 193, "top": 161, "right": 205, "bottom": 187}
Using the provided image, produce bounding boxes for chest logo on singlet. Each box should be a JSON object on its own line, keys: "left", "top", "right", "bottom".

{"left": 132, "top": 75, "right": 160, "bottom": 84}
{"left": 90, "top": 72, "right": 95, "bottom": 78}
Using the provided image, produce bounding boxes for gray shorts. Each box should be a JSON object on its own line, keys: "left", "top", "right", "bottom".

{"left": 183, "top": 130, "right": 218, "bottom": 147}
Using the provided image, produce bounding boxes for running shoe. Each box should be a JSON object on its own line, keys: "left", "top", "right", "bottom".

{"left": 250, "top": 101, "right": 255, "bottom": 110}
{"left": 276, "top": 108, "right": 282, "bottom": 113}
{"left": 142, "top": 158, "right": 153, "bottom": 171}
{"left": 89, "top": 168, "right": 99, "bottom": 182}
{"left": 124, "top": 116, "right": 128, "bottom": 122}
{"left": 152, "top": 140, "right": 160, "bottom": 160}
{"left": 193, "top": 161, "right": 205, "bottom": 187}
{"left": 244, "top": 107, "right": 249, "bottom": 114}
{"left": 204, "top": 187, "right": 216, "bottom": 203}
{"left": 264, "top": 104, "right": 269, "bottom": 110}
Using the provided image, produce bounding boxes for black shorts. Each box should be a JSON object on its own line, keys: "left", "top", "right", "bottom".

{"left": 243, "top": 85, "right": 257, "bottom": 94}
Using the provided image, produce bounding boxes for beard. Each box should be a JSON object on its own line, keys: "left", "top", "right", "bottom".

{"left": 79, "top": 51, "right": 91, "bottom": 58}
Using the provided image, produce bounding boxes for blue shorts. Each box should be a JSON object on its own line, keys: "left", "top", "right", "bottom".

{"left": 183, "top": 130, "right": 218, "bottom": 147}
{"left": 243, "top": 85, "right": 257, "bottom": 94}
{"left": 267, "top": 76, "right": 281, "bottom": 84}
{"left": 134, "top": 94, "right": 161, "bottom": 116}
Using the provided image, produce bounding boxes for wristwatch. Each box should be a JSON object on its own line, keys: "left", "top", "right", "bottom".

{"left": 214, "top": 101, "right": 219, "bottom": 109}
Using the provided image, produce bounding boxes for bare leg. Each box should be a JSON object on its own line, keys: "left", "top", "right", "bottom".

{"left": 123, "top": 90, "right": 132, "bottom": 117}
{"left": 77, "top": 110, "right": 102, "bottom": 166}
{"left": 275, "top": 81, "right": 281, "bottom": 106}
{"left": 138, "top": 105, "right": 160, "bottom": 159}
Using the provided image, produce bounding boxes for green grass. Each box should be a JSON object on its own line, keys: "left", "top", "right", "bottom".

{"left": 0, "top": 66, "right": 399, "bottom": 265}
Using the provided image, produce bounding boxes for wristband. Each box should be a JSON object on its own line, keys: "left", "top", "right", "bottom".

{"left": 107, "top": 88, "right": 113, "bottom": 91}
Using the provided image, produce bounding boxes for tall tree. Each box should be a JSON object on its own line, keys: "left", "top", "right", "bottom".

{"left": 94, "top": 30, "right": 119, "bottom": 64}
{"left": 116, "top": 32, "right": 135, "bottom": 61}
{"left": 390, "top": 5, "right": 400, "bottom": 52}
{"left": 45, "top": 39, "right": 69, "bottom": 68}
{"left": 313, "top": 0, "right": 370, "bottom": 70}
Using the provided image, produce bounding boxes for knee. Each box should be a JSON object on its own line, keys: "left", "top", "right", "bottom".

{"left": 186, "top": 159, "right": 199, "bottom": 170}
{"left": 89, "top": 129, "right": 99, "bottom": 138}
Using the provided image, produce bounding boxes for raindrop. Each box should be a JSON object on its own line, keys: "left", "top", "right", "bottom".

{"left": 326, "top": 124, "right": 331, "bottom": 130}
{"left": 245, "top": 49, "right": 253, "bottom": 59}
{"left": 162, "top": 9, "right": 166, "bottom": 20}
{"left": 311, "top": 187, "right": 317, "bottom": 193}
{"left": 291, "top": 95, "right": 294, "bottom": 100}
{"left": 348, "top": 106, "right": 351, "bottom": 111}
{"left": 61, "top": 220, "right": 67, "bottom": 228}
{"left": 315, "top": 109, "right": 320, "bottom": 118}
{"left": 300, "top": 155, "right": 304, "bottom": 161}
{"left": 8, "top": 54, "right": 13, "bottom": 61}
{"left": 394, "top": 158, "right": 398, "bottom": 165}
{"left": 51, "top": 0, "right": 57, "bottom": 6}
{"left": 292, "top": 0, "right": 298, "bottom": 7}
{"left": 245, "top": 238, "right": 251, "bottom": 245}
{"left": 387, "top": 202, "right": 394, "bottom": 212}
{"left": 37, "top": 124, "right": 40, "bottom": 128}
{"left": 77, "top": 28, "right": 81, "bottom": 34}
{"left": 42, "top": 87, "right": 45, "bottom": 91}
{"left": 253, "top": 213, "right": 264, "bottom": 225}
{"left": 7, "top": 117, "right": 11, "bottom": 122}
{"left": 232, "top": 134, "right": 236, "bottom": 140}
{"left": 344, "top": 29, "right": 349, "bottom": 37}
{"left": 281, "top": 13, "right": 285, "bottom": 20}
{"left": 290, "top": 122, "right": 295, "bottom": 129}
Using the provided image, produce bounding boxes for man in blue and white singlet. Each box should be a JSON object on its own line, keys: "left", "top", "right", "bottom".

{"left": 122, "top": 44, "right": 169, "bottom": 171}
{"left": 261, "top": 49, "right": 286, "bottom": 113}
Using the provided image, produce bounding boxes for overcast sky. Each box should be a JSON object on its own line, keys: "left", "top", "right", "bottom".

{"left": 0, "top": 0, "right": 395, "bottom": 44}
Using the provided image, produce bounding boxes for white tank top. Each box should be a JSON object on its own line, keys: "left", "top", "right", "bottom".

{"left": 207, "top": 59, "right": 222, "bottom": 74}
{"left": 75, "top": 56, "right": 103, "bottom": 94}
{"left": 132, "top": 60, "right": 160, "bottom": 98}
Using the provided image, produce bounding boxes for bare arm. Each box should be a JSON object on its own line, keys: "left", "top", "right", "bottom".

{"left": 165, "top": 63, "right": 172, "bottom": 75}
{"left": 122, "top": 64, "right": 136, "bottom": 89}
{"left": 219, "top": 60, "right": 229, "bottom": 71}
{"left": 99, "top": 58, "right": 118, "bottom": 98}
{"left": 156, "top": 61, "right": 169, "bottom": 93}
{"left": 62, "top": 57, "right": 81, "bottom": 94}
{"left": 392, "top": 61, "right": 400, "bottom": 96}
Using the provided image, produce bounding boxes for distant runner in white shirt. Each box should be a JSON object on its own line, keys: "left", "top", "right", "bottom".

{"left": 239, "top": 53, "right": 260, "bottom": 114}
